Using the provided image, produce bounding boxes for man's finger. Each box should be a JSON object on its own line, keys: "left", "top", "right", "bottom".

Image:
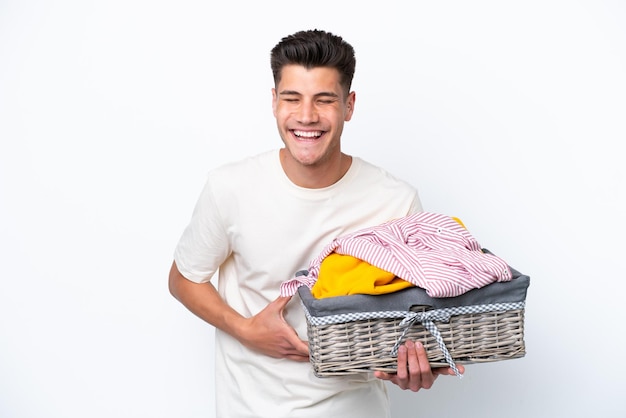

{"left": 272, "top": 295, "right": 292, "bottom": 309}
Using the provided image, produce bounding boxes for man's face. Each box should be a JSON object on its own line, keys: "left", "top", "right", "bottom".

{"left": 272, "top": 65, "right": 355, "bottom": 168}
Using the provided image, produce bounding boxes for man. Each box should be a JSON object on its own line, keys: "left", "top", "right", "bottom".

{"left": 169, "top": 29, "right": 462, "bottom": 418}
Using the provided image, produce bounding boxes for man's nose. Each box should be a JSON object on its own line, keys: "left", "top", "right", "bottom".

{"left": 296, "top": 100, "right": 319, "bottom": 124}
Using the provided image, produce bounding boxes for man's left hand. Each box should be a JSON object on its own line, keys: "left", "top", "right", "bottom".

{"left": 374, "top": 340, "right": 464, "bottom": 392}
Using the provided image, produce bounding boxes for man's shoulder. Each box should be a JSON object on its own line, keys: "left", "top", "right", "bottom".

{"left": 209, "top": 149, "right": 278, "bottom": 176}
{"left": 352, "top": 156, "right": 416, "bottom": 189}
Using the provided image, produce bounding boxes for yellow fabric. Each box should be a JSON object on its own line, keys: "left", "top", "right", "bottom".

{"left": 311, "top": 252, "right": 414, "bottom": 299}
{"left": 451, "top": 216, "right": 466, "bottom": 229}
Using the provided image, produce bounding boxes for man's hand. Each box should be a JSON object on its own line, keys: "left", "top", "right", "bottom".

{"left": 237, "top": 295, "right": 310, "bottom": 362}
{"left": 168, "top": 263, "right": 308, "bottom": 362}
{"left": 374, "top": 340, "right": 464, "bottom": 391}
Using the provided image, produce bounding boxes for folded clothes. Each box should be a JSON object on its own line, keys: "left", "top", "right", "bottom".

{"left": 280, "top": 212, "right": 513, "bottom": 298}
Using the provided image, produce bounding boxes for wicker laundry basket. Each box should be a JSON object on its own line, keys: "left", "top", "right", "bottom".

{"left": 298, "top": 266, "right": 529, "bottom": 377}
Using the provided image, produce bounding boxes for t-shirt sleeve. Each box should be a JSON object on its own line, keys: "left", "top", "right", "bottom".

{"left": 173, "top": 175, "right": 231, "bottom": 283}
{"left": 408, "top": 190, "right": 424, "bottom": 214}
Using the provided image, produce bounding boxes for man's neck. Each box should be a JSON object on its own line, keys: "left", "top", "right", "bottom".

{"left": 279, "top": 149, "right": 352, "bottom": 189}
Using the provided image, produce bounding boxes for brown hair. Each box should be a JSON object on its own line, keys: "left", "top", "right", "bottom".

{"left": 270, "top": 29, "right": 356, "bottom": 95}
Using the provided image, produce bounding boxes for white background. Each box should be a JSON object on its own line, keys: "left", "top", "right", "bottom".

{"left": 1, "top": 1, "right": 625, "bottom": 417}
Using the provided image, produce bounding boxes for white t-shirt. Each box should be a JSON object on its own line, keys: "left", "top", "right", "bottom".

{"left": 174, "top": 149, "right": 422, "bottom": 418}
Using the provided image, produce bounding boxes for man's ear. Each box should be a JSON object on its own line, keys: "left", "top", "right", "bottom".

{"left": 271, "top": 88, "right": 278, "bottom": 117}
{"left": 345, "top": 91, "right": 356, "bottom": 121}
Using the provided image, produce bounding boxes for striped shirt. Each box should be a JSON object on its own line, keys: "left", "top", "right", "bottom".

{"left": 280, "top": 212, "right": 512, "bottom": 298}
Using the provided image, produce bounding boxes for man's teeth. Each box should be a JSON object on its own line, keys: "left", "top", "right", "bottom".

{"left": 294, "top": 130, "right": 322, "bottom": 138}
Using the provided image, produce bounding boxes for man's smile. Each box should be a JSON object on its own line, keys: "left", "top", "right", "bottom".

{"left": 292, "top": 130, "right": 324, "bottom": 139}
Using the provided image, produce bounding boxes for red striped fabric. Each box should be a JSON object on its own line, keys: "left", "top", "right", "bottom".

{"left": 280, "top": 212, "right": 512, "bottom": 298}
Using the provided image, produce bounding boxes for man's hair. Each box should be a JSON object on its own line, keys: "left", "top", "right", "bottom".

{"left": 270, "top": 29, "right": 356, "bottom": 95}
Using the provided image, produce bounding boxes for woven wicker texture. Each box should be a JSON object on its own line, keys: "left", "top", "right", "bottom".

{"left": 307, "top": 306, "right": 525, "bottom": 377}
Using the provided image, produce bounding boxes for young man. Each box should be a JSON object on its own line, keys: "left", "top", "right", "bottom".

{"left": 169, "top": 29, "right": 462, "bottom": 418}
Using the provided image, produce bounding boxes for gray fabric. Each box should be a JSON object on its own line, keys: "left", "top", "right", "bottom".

{"left": 298, "top": 265, "right": 530, "bottom": 318}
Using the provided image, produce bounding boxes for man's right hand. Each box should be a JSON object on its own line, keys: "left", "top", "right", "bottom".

{"left": 236, "top": 295, "right": 310, "bottom": 362}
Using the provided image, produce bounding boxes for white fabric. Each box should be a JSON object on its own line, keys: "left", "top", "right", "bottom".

{"left": 174, "top": 149, "right": 422, "bottom": 418}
